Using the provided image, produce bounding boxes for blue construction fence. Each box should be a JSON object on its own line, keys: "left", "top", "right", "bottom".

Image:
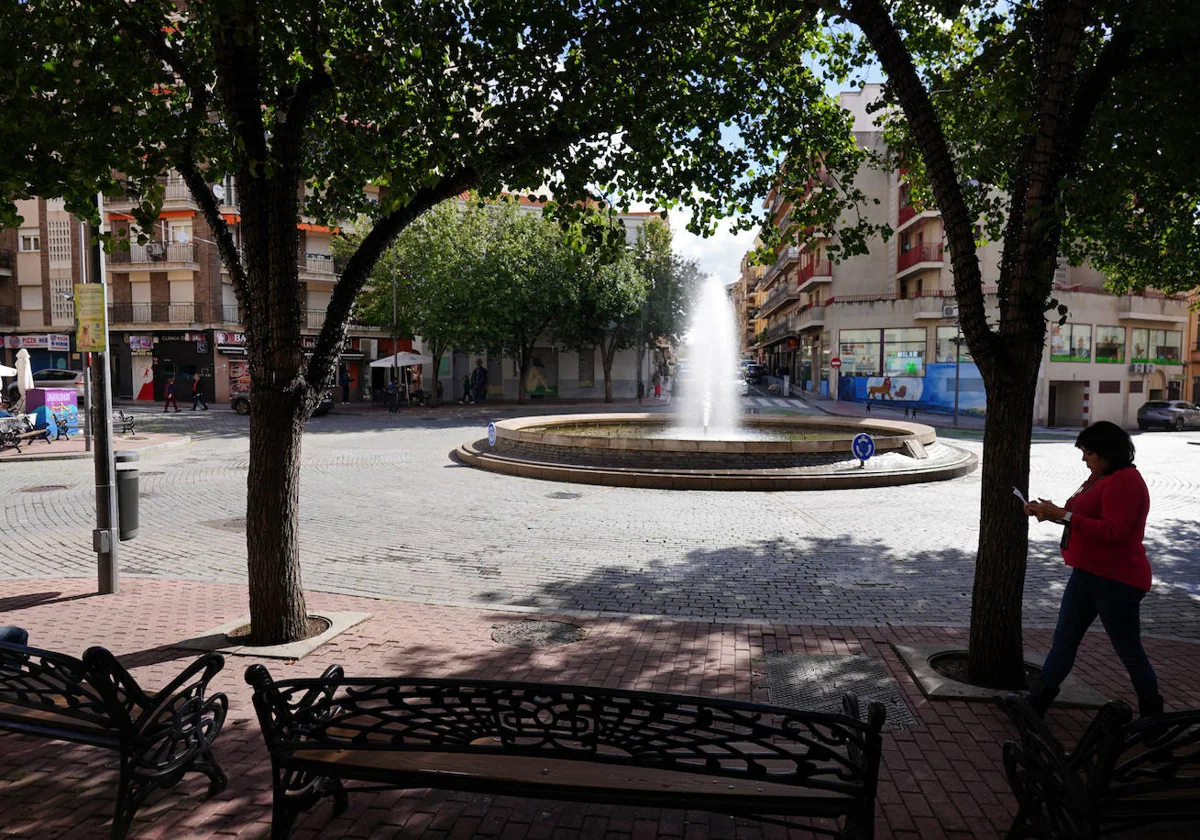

{"left": 838, "top": 362, "right": 986, "bottom": 417}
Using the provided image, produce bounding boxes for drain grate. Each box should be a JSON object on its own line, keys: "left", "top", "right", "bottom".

{"left": 200, "top": 517, "right": 247, "bottom": 532}
{"left": 19, "top": 485, "right": 73, "bottom": 493}
{"left": 763, "top": 654, "right": 917, "bottom": 729}
{"left": 546, "top": 492, "right": 582, "bottom": 500}
{"left": 491, "top": 620, "right": 586, "bottom": 649}
{"left": 142, "top": 471, "right": 165, "bottom": 476}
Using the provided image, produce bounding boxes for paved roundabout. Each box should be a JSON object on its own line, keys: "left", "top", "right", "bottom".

{"left": 1, "top": 403, "right": 1198, "bottom": 639}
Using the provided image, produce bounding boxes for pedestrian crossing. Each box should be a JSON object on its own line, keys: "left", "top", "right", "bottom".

{"left": 750, "top": 397, "right": 808, "bottom": 408}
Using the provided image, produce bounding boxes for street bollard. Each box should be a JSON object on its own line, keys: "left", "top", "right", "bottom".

{"left": 115, "top": 450, "right": 139, "bottom": 541}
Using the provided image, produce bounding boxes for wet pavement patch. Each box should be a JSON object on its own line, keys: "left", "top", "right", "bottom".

{"left": 491, "top": 620, "right": 587, "bottom": 648}
{"left": 18, "top": 485, "right": 73, "bottom": 493}
{"left": 763, "top": 653, "right": 918, "bottom": 729}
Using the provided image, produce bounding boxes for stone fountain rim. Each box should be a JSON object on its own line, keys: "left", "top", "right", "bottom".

{"left": 491, "top": 412, "right": 936, "bottom": 455}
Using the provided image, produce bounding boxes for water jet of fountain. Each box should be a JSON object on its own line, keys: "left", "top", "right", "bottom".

{"left": 672, "top": 275, "right": 743, "bottom": 439}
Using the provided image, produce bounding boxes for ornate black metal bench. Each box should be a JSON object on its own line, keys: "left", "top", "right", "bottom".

{"left": 246, "top": 665, "right": 886, "bottom": 839}
{"left": 0, "top": 642, "right": 229, "bottom": 839}
{"left": 113, "top": 410, "right": 137, "bottom": 435}
{"left": 1000, "top": 694, "right": 1200, "bottom": 839}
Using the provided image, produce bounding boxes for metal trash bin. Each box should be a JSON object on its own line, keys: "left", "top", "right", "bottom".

{"left": 115, "top": 451, "right": 139, "bottom": 541}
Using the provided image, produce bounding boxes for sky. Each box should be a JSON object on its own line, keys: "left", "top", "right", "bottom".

{"left": 667, "top": 207, "right": 758, "bottom": 288}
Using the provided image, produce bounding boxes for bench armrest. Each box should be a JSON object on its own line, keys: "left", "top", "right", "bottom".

{"left": 246, "top": 663, "right": 345, "bottom": 747}
{"left": 83, "top": 647, "right": 226, "bottom": 734}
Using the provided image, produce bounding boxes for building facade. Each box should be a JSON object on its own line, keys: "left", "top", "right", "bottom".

{"left": 745, "top": 85, "right": 1192, "bottom": 428}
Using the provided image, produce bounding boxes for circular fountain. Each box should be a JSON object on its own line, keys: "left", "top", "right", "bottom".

{"left": 455, "top": 276, "right": 976, "bottom": 489}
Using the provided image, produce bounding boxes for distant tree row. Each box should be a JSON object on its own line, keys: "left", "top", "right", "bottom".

{"left": 345, "top": 197, "right": 702, "bottom": 403}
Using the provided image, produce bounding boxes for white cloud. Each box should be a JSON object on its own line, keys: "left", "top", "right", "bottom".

{"left": 666, "top": 208, "right": 757, "bottom": 284}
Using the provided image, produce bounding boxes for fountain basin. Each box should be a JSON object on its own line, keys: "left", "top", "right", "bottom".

{"left": 455, "top": 413, "right": 976, "bottom": 490}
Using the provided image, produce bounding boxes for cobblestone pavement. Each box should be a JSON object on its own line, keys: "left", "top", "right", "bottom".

{"left": 2, "top": 401, "right": 1198, "bottom": 639}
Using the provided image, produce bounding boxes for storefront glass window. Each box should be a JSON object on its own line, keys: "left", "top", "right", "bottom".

{"left": 1050, "top": 323, "right": 1091, "bottom": 362}
{"left": 838, "top": 329, "right": 880, "bottom": 376}
{"left": 1150, "top": 329, "right": 1182, "bottom": 365}
{"left": 935, "top": 326, "right": 971, "bottom": 363}
{"left": 1095, "top": 326, "right": 1125, "bottom": 363}
{"left": 1131, "top": 329, "right": 1149, "bottom": 363}
{"left": 883, "top": 327, "right": 926, "bottom": 376}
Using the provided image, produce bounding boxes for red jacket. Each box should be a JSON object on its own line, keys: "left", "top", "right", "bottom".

{"left": 1063, "top": 466, "right": 1152, "bottom": 591}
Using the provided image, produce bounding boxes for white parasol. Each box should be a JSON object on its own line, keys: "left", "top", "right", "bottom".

{"left": 370, "top": 351, "right": 433, "bottom": 368}
{"left": 13, "top": 348, "right": 34, "bottom": 412}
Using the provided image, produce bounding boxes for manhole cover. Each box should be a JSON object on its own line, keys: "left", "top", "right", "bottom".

{"left": 546, "top": 492, "right": 582, "bottom": 499}
{"left": 200, "top": 517, "right": 247, "bottom": 532}
{"left": 763, "top": 654, "right": 917, "bottom": 729}
{"left": 19, "top": 485, "right": 73, "bottom": 493}
{"left": 491, "top": 620, "right": 586, "bottom": 648}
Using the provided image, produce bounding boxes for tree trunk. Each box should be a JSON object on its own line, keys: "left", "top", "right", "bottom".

{"left": 431, "top": 346, "right": 444, "bottom": 405}
{"left": 967, "top": 363, "right": 1040, "bottom": 688}
{"left": 517, "top": 344, "right": 532, "bottom": 404}
{"left": 601, "top": 339, "right": 616, "bottom": 403}
{"left": 246, "top": 385, "right": 309, "bottom": 644}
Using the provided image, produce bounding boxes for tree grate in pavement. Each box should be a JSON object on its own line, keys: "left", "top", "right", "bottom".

{"left": 200, "top": 517, "right": 247, "bottom": 532}
{"left": 18, "top": 485, "right": 73, "bottom": 493}
{"left": 763, "top": 653, "right": 917, "bottom": 729}
{"left": 491, "top": 620, "right": 586, "bottom": 648}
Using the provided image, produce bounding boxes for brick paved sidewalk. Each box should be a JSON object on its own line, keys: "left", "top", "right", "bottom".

{"left": 2, "top": 577, "right": 1196, "bottom": 839}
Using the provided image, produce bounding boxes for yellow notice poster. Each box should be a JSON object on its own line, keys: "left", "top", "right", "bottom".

{"left": 74, "top": 284, "right": 107, "bottom": 353}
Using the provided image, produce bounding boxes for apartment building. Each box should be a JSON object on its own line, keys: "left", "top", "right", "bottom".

{"left": 733, "top": 246, "right": 767, "bottom": 357}
{"left": 747, "top": 85, "right": 1192, "bottom": 428}
{"left": 1188, "top": 297, "right": 1200, "bottom": 404}
{"left": 0, "top": 198, "right": 87, "bottom": 374}
{"left": 100, "top": 174, "right": 384, "bottom": 403}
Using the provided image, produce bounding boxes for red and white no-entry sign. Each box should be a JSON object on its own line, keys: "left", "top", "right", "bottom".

{"left": 830, "top": 357, "right": 843, "bottom": 370}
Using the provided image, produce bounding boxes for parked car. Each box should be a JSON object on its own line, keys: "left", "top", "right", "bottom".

{"left": 1136, "top": 400, "right": 1200, "bottom": 431}
{"left": 743, "top": 363, "right": 767, "bottom": 383}
{"left": 231, "top": 390, "right": 335, "bottom": 417}
{"left": 32, "top": 368, "right": 85, "bottom": 397}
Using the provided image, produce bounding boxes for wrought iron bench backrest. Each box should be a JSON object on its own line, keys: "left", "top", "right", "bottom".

{"left": 0, "top": 643, "right": 140, "bottom": 735}
{"left": 1095, "top": 709, "right": 1200, "bottom": 802}
{"left": 247, "top": 665, "right": 886, "bottom": 798}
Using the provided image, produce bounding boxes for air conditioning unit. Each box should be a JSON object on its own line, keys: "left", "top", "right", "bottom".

{"left": 145, "top": 241, "right": 166, "bottom": 260}
{"left": 942, "top": 305, "right": 959, "bottom": 318}
{"left": 1130, "top": 363, "right": 1145, "bottom": 374}
{"left": 360, "top": 338, "right": 378, "bottom": 360}
{"left": 1145, "top": 363, "right": 1156, "bottom": 373}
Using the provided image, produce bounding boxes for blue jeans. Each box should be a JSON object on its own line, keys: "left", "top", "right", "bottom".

{"left": 1041, "top": 569, "right": 1159, "bottom": 705}
{"left": 0, "top": 626, "right": 28, "bottom": 645}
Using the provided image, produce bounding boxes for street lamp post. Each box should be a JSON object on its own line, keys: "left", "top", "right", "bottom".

{"left": 88, "top": 193, "right": 120, "bottom": 594}
{"left": 953, "top": 322, "right": 963, "bottom": 427}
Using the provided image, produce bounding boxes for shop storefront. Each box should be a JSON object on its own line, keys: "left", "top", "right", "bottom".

{"left": 151, "top": 331, "right": 214, "bottom": 402}
{"left": 2, "top": 334, "right": 73, "bottom": 371}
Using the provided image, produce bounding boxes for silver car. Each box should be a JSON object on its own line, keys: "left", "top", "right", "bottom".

{"left": 32, "top": 368, "right": 86, "bottom": 397}
{"left": 1137, "top": 400, "right": 1200, "bottom": 432}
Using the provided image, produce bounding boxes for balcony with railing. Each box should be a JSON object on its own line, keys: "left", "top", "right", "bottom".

{"left": 796, "top": 304, "right": 826, "bottom": 331}
{"left": 796, "top": 259, "right": 833, "bottom": 293}
{"left": 774, "top": 245, "right": 800, "bottom": 271}
{"left": 108, "top": 302, "right": 204, "bottom": 324}
{"left": 0, "top": 248, "right": 12, "bottom": 274}
{"left": 303, "top": 309, "right": 386, "bottom": 333}
{"left": 897, "top": 242, "right": 944, "bottom": 276}
{"left": 0, "top": 304, "right": 16, "bottom": 325}
{"left": 762, "top": 319, "right": 794, "bottom": 344}
{"left": 109, "top": 242, "right": 199, "bottom": 266}
{"left": 301, "top": 253, "right": 338, "bottom": 277}
{"left": 758, "top": 282, "right": 799, "bottom": 317}
{"left": 1117, "top": 292, "right": 1190, "bottom": 323}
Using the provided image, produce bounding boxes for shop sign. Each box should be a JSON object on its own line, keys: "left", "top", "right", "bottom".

{"left": 74, "top": 284, "right": 107, "bottom": 352}
{"left": 129, "top": 335, "right": 153, "bottom": 351}
{"left": 215, "top": 331, "right": 245, "bottom": 346}
{"left": 785, "top": 337, "right": 800, "bottom": 350}
{"left": 3, "top": 334, "right": 71, "bottom": 351}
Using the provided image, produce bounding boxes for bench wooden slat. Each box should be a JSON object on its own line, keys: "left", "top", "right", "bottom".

{"left": 291, "top": 748, "right": 857, "bottom": 800}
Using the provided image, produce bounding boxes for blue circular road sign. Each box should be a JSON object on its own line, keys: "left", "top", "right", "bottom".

{"left": 487, "top": 422, "right": 497, "bottom": 447}
{"left": 851, "top": 432, "right": 875, "bottom": 461}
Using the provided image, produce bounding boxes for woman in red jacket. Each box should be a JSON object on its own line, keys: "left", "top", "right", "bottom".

{"left": 1024, "top": 421, "right": 1162, "bottom": 717}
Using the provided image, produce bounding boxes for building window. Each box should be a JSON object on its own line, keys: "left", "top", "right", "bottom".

{"left": 47, "top": 219, "right": 72, "bottom": 267}
{"left": 1129, "top": 380, "right": 1143, "bottom": 394}
{"left": 1050, "top": 323, "right": 1091, "bottom": 362}
{"left": 1097, "top": 381, "right": 1121, "bottom": 394}
{"left": 1094, "top": 326, "right": 1125, "bottom": 364}
{"left": 1131, "top": 328, "right": 1182, "bottom": 364}
{"left": 936, "top": 326, "right": 972, "bottom": 363}
{"left": 883, "top": 327, "right": 926, "bottom": 376}
{"left": 838, "top": 329, "right": 881, "bottom": 376}
{"left": 19, "top": 230, "right": 40, "bottom": 252}
{"left": 578, "top": 346, "right": 595, "bottom": 388}
{"left": 50, "top": 275, "right": 74, "bottom": 324}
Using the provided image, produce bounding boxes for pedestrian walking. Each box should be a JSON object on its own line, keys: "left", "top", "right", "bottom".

{"left": 191, "top": 375, "right": 208, "bottom": 410}
{"left": 1023, "top": 421, "right": 1163, "bottom": 718}
{"left": 163, "top": 377, "right": 179, "bottom": 412}
{"left": 461, "top": 373, "right": 473, "bottom": 404}
{"left": 471, "top": 359, "right": 488, "bottom": 403}
{"left": 339, "top": 368, "right": 351, "bottom": 404}
{"left": 652, "top": 369, "right": 662, "bottom": 398}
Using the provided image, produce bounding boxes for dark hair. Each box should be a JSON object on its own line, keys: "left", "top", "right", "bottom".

{"left": 1075, "top": 421, "right": 1135, "bottom": 472}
